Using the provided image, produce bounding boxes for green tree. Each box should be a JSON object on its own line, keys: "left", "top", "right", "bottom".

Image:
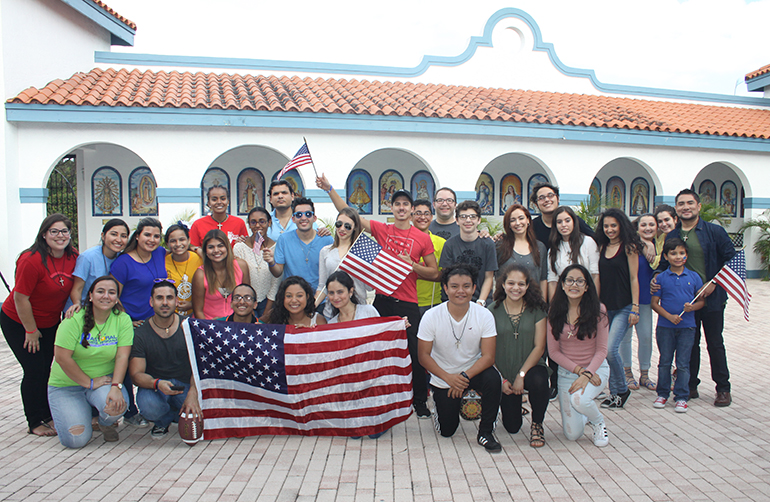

{"left": 46, "top": 156, "right": 78, "bottom": 248}
{"left": 740, "top": 209, "right": 770, "bottom": 280}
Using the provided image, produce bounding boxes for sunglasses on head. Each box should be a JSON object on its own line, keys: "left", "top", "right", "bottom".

{"left": 293, "top": 210, "right": 314, "bottom": 219}
{"left": 335, "top": 221, "right": 353, "bottom": 231}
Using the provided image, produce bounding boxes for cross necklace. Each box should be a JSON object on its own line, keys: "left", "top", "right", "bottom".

{"left": 449, "top": 309, "right": 470, "bottom": 349}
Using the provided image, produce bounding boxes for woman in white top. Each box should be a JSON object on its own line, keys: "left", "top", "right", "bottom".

{"left": 547, "top": 206, "right": 600, "bottom": 301}
{"left": 233, "top": 207, "right": 280, "bottom": 318}
{"left": 316, "top": 208, "right": 370, "bottom": 316}
{"left": 325, "top": 271, "right": 379, "bottom": 323}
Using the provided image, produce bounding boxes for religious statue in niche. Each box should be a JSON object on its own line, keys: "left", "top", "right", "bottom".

{"left": 528, "top": 174, "right": 548, "bottom": 215}
{"left": 589, "top": 178, "right": 602, "bottom": 210}
{"left": 272, "top": 169, "right": 305, "bottom": 197}
{"left": 378, "top": 170, "right": 404, "bottom": 215}
{"left": 500, "top": 173, "right": 522, "bottom": 215}
{"left": 630, "top": 177, "right": 649, "bottom": 216}
{"left": 129, "top": 167, "right": 158, "bottom": 216}
{"left": 475, "top": 173, "right": 494, "bottom": 215}
{"left": 699, "top": 180, "right": 717, "bottom": 205}
{"left": 606, "top": 176, "right": 625, "bottom": 212}
{"left": 411, "top": 170, "right": 435, "bottom": 204}
{"left": 346, "top": 169, "right": 372, "bottom": 214}
{"left": 721, "top": 180, "right": 738, "bottom": 217}
{"left": 92, "top": 166, "right": 122, "bottom": 217}
{"left": 237, "top": 168, "right": 265, "bottom": 215}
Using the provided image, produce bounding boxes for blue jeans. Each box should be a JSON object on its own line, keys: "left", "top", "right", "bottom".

{"left": 136, "top": 379, "right": 190, "bottom": 428}
{"left": 606, "top": 305, "right": 632, "bottom": 395}
{"left": 620, "top": 303, "right": 653, "bottom": 371}
{"left": 656, "top": 326, "right": 696, "bottom": 402}
{"left": 557, "top": 361, "right": 609, "bottom": 441}
{"left": 48, "top": 382, "right": 129, "bottom": 449}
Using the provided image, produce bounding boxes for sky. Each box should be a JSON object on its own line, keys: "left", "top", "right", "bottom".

{"left": 104, "top": 0, "right": 769, "bottom": 97}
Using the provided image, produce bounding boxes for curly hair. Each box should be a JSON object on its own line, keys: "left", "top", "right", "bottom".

{"left": 266, "top": 276, "right": 316, "bottom": 324}
{"left": 496, "top": 204, "right": 541, "bottom": 267}
{"left": 594, "top": 208, "right": 644, "bottom": 255}
{"left": 81, "top": 276, "right": 124, "bottom": 348}
{"left": 491, "top": 263, "right": 547, "bottom": 313}
{"left": 548, "top": 264, "right": 604, "bottom": 341}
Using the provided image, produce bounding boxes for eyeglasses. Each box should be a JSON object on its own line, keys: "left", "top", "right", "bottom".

{"left": 434, "top": 198, "right": 455, "bottom": 204}
{"left": 335, "top": 221, "right": 353, "bottom": 231}
{"left": 249, "top": 219, "right": 268, "bottom": 226}
{"left": 413, "top": 211, "right": 432, "bottom": 217}
{"left": 536, "top": 193, "right": 556, "bottom": 202}
{"left": 457, "top": 214, "right": 479, "bottom": 221}
{"left": 563, "top": 278, "right": 587, "bottom": 287}
{"left": 48, "top": 228, "right": 71, "bottom": 236}
{"left": 293, "top": 211, "right": 314, "bottom": 219}
{"left": 232, "top": 294, "right": 255, "bottom": 303}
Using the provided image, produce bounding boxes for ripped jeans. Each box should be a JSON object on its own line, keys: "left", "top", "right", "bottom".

{"left": 556, "top": 361, "right": 609, "bottom": 441}
{"left": 48, "top": 381, "right": 129, "bottom": 449}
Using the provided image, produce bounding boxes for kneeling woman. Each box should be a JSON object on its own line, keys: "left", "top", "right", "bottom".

{"left": 547, "top": 265, "right": 610, "bottom": 447}
{"left": 47, "top": 276, "right": 133, "bottom": 448}
{"left": 490, "top": 264, "right": 550, "bottom": 448}
{"left": 266, "top": 276, "right": 327, "bottom": 327}
{"left": 325, "top": 271, "right": 379, "bottom": 323}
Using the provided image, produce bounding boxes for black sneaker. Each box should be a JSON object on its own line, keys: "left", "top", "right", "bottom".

{"left": 150, "top": 425, "right": 169, "bottom": 439}
{"left": 414, "top": 400, "right": 432, "bottom": 419}
{"left": 549, "top": 387, "right": 558, "bottom": 401}
{"left": 601, "top": 389, "right": 631, "bottom": 409}
{"left": 477, "top": 432, "right": 502, "bottom": 453}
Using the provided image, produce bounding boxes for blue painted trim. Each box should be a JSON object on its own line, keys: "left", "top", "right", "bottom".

{"left": 59, "top": 0, "right": 134, "bottom": 46}
{"left": 306, "top": 188, "right": 347, "bottom": 202}
{"left": 559, "top": 194, "right": 588, "bottom": 206}
{"left": 744, "top": 198, "right": 770, "bottom": 210}
{"left": 456, "top": 191, "right": 475, "bottom": 201}
{"left": 746, "top": 74, "right": 770, "bottom": 93}
{"left": 156, "top": 187, "right": 198, "bottom": 203}
{"left": 655, "top": 196, "right": 676, "bottom": 205}
{"left": 746, "top": 270, "right": 766, "bottom": 279}
{"left": 93, "top": 8, "right": 767, "bottom": 107}
{"left": 19, "top": 188, "right": 48, "bottom": 203}
{"left": 7, "top": 104, "right": 770, "bottom": 154}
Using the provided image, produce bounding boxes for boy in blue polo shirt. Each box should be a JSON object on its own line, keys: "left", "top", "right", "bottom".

{"left": 651, "top": 238, "right": 705, "bottom": 413}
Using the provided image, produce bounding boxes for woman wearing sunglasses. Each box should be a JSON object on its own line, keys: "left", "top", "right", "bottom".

{"left": 316, "top": 208, "right": 371, "bottom": 318}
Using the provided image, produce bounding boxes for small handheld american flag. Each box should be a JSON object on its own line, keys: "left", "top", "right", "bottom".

{"left": 276, "top": 143, "right": 312, "bottom": 180}
{"left": 340, "top": 234, "right": 412, "bottom": 296}
{"left": 713, "top": 250, "right": 751, "bottom": 321}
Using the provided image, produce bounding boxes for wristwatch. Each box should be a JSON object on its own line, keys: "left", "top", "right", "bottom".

{"left": 519, "top": 371, "right": 526, "bottom": 378}
{"left": 111, "top": 383, "right": 123, "bottom": 389}
{"left": 477, "top": 299, "right": 486, "bottom": 307}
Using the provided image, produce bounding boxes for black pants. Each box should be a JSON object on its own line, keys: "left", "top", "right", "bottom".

{"left": 690, "top": 307, "right": 730, "bottom": 392}
{"left": 431, "top": 365, "right": 501, "bottom": 436}
{"left": 499, "top": 365, "right": 549, "bottom": 433}
{"left": 1, "top": 310, "right": 57, "bottom": 428}
{"left": 373, "top": 295, "right": 427, "bottom": 403}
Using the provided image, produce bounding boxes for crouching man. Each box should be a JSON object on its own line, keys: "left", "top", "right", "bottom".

{"left": 129, "top": 280, "right": 201, "bottom": 439}
{"left": 417, "top": 263, "right": 502, "bottom": 452}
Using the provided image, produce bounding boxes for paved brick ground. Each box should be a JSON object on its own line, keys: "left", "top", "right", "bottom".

{"left": 1, "top": 281, "right": 769, "bottom": 501}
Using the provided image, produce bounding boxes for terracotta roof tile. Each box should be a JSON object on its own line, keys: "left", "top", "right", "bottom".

{"left": 746, "top": 64, "right": 770, "bottom": 81}
{"left": 89, "top": 0, "right": 136, "bottom": 30}
{"left": 8, "top": 68, "right": 770, "bottom": 139}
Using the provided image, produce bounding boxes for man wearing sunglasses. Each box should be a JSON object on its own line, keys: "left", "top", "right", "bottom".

{"left": 265, "top": 197, "right": 333, "bottom": 294}
{"left": 530, "top": 182, "right": 594, "bottom": 245}
{"left": 266, "top": 180, "right": 331, "bottom": 241}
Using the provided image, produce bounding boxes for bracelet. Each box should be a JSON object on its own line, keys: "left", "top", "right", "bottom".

{"left": 632, "top": 303, "right": 639, "bottom": 307}
{"left": 502, "top": 379, "right": 508, "bottom": 385}
{"left": 581, "top": 371, "right": 593, "bottom": 379}
{"left": 324, "top": 185, "right": 333, "bottom": 194}
{"left": 268, "top": 262, "right": 276, "bottom": 268}
{"left": 461, "top": 371, "right": 470, "bottom": 381}
{"left": 629, "top": 312, "right": 639, "bottom": 317}
{"left": 154, "top": 378, "right": 161, "bottom": 391}
{"left": 89, "top": 379, "right": 93, "bottom": 390}
{"left": 25, "top": 329, "right": 37, "bottom": 334}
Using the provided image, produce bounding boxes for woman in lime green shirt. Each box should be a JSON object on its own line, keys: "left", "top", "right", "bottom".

{"left": 47, "top": 276, "right": 133, "bottom": 448}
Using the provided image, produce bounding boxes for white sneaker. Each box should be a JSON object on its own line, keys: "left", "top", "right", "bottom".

{"left": 653, "top": 396, "right": 667, "bottom": 409}
{"left": 592, "top": 420, "right": 609, "bottom": 447}
{"left": 674, "top": 400, "right": 688, "bottom": 413}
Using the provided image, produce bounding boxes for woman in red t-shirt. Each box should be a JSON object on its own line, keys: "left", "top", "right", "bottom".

{"left": 0, "top": 214, "right": 78, "bottom": 436}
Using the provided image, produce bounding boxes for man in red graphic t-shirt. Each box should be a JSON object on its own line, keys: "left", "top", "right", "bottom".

{"left": 317, "top": 174, "right": 439, "bottom": 418}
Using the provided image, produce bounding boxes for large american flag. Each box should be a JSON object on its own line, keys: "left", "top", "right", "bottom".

{"left": 339, "top": 234, "right": 412, "bottom": 295}
{"left": 276, "top": 143, "right": 312, "bottom": 180}
{"left": 713, "top": 250, "right": 751, "bottom": 321}
{"left": 182, "top": 317, "right": 413, "bottom": 439}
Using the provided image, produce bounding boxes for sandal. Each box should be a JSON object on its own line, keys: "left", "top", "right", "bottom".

{"left": 28, "top": 420, "right": 57, "bottom": 437}
{"left": 624, "top": 368, "right": 640, "bottom": 390}
{"left": 530, "top": 422, "right": 545, "bottom": 448}
{"left": 522, "top": 407, "right": 529, "bottom": 416}
{"left": 639, "top": 371, "right": 656, "bottom": 391}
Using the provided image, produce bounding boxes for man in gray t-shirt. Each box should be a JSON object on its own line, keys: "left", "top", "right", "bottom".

{"left": 439, "top": 201, "right": 498, "bottom": 304}
{"left": 129, "top": 280, "right": 201, "bottom": 438}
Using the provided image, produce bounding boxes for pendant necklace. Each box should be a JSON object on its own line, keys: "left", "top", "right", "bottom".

{"left": 449, "top": 308, "right": 471, "bottom": 349}
{"left": 213, "top": 214, "right": 228, "bottom": 230}
{"left": 566, "top": 311, "right": 578, "bottom": 338}
{"left": 680, "top": 228, "right": 692, "bottom": 242}
{"left": 503, "top": 299, "right": 525, "bottom": 339}
{"left": 50, "top": 255, "right": 66, "bottom": 288}
{"left": 151, "top": 315, "right": 175, "bottom": 335}
{"left": 137, "top": 249, "right": 161, "bottom": 280}
{"left": 171, "top": 254, "right": 193, "bottom": 302}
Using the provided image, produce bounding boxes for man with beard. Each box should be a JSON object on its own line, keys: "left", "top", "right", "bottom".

{"left": 530, "top": 183, "right": 594, "bottom": 245}
{"left": 657, "top": 189, "right": 735, "bottom": 407}
{"left": 129, "top": 280, "right": 201, "bottom": 438}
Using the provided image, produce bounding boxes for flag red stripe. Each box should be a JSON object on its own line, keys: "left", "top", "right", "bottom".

{"left": 203, "top": 414, "right": 411, "bottom": 439}
{"left": 287, "top": 349, "right": 409, "bottom": 375}
{"left": 340, "top": 257, "right": 401, "bottom": 292}
{"left": 285, "top": 330, "right": 406, "bottom": 355}
{"left": 203, "top": 397, "right": 412, "bottom": 423}
{"left": 290, "top": 364, "right": 413, "bottom": 392}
